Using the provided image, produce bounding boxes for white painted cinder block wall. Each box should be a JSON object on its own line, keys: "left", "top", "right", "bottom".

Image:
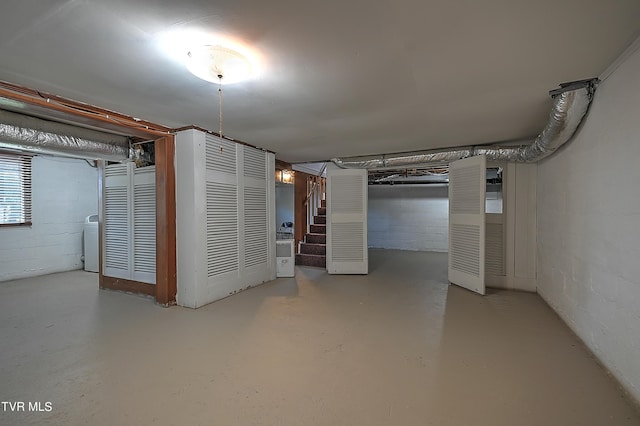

{"left": 537, "top": 44, "right": 640, "bottom": 402}
{"left": 368, "top": 184, "right": 449, "bottom": 252}
{"left": 0, "top": 156, "right": 98, "bottom": 281}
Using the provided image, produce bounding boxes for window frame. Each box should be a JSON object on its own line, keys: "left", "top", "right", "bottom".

{"left": 0, "top": 151, "right": 33, "bottom": 227}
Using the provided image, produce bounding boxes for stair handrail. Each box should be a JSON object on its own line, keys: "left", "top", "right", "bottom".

{"left": 303, "top": 163, "right": 327, "bottom": 234}
{"left": 303, "top": 162, "right": 327, "bottom": 206}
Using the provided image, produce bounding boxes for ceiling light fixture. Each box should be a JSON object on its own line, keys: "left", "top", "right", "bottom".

{"left": 186, "top": 45, "right": 252, "bottom": 85}
{"left": 185, "top": 44, "right": 255, "bottom": 137}
{"left": 281, "top": 169, "right": 294, "bottom": 184}
{"left": 276, "top": 169, "right": 294, "bottom": 184}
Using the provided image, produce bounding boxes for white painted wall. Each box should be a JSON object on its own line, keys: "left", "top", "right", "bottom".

{"left": 0, "top": 156, "right": 98, "bottom": 281}
{"left": 487, "top": 162, "right": 537, "bottom": 292}
{"left": 537, "top": 44, "right": 640, "bottom": 403}
{"left": 275, "top": 183, "right": 294, "bottom": 229}
{"left": 368, "top": 184, "right": 449, "bottom": 252}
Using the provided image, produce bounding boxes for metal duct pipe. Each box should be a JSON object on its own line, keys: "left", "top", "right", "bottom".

{"left": 0, "top": 109, "right": 130, "bottom": 161}
{"left": 333, "top": 147, "right": 473, "bottom": 170}
{"left": 332, "top": 79, "right": 597, "bottom": 169}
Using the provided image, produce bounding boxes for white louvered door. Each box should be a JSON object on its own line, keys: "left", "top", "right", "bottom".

{"left": 103, "top": 163, "right": 156, "bottom": 284}
{"left": 206, "top": 181, "right": 239, "bottom": 276}
{"left": 198, "top": 134, "right": 274, "bottom": 305}
{"left": 176, "top": 130, "right": 276, "bottom": 307}
{"left": 448, "top": 155, "right": 486, "bottom": 295}
{"left": 485, "top": 214, "right": 505, "bottom": 277}
{"left": 243, "top": 146, "right": 268, "bottom": 270}
{"left": 133, "top": 166, "right": 156, "bottom": 284}
{"left": 326, "top": 167, "right": 368, "bottom": 274}
{"left": 104, "top": 163, "right": 131, "bottom": 280}
{"left": 206, "top": 136, "right": 240, "bottom": 280}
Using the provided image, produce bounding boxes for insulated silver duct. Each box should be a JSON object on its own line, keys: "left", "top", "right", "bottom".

{"left": 333, "top": 147, "right": 473, "bottom": 170}
{"left": 0, "top": 109, "right": 130, "bottom": 161}
{"left": 332, "top": 79, "right": 597, "bottom": 169}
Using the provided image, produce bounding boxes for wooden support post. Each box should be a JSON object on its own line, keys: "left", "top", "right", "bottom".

{"left": 155, "top": 135, "right": 177, "bottom": 305}
{"left": 97, "top": 160, "right": 104, "bottom": 289}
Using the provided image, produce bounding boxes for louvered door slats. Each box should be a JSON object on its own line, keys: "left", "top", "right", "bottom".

{"left": 244, "top": 186, "right": 267, "bottom": 268}
{"left": 207, "top": 182, "right": 239, "bottom": 277}
{"left": 448, "top": 155, "right": 486, "bottom": 295}
{"left": 327, "top": 168, "right": 368, "bottom": 274}
{"left": 485, "top": 221, "right": 505, "bottom": 276}
{"left": 104, "top": 165, "right": 130, "bottom": 277}
{"left": 133, "top": 167, "right": 156, "bottom": 283}
{"left": 103, "top": 163, "right": 156, "bottom": 284}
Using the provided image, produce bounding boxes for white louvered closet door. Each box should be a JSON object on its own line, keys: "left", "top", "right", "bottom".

{"left": 485, "top": 214, "right": 505, "bottom": 277}
{"left": 104, "top": 163, "right": 132, "bottom": 280}
{"left": 205, "top": 135, "right": 240, "bottom": 279}
{"left": 326, "top": 167, "right": 368, "bottom": 275}
{"left": 448, "top": 155, "right": 486, "bottom": 295}
{"left": 243, "top": 146, "right": 268, "bottom": 270}
{"left": 133, "top": 166, "right": 156, "bottom": 284}
{"left": 104, "top": 163, "right": 156, "bottom": 284}
{"left": 175, "top": 129, "right": 276, "bottom": 307}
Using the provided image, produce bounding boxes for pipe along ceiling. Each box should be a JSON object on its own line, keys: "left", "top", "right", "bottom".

{"left": 0, "top": 78, "right": 596, "bottom": 166}
{"left": 0, "top": 109, "right": 129, "bottom": 161}
{"left": 332, "top": 79, "right": 598, "bottom": 171}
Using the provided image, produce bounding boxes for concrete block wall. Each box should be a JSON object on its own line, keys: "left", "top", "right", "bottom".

{"left": 368, "top": 184, "right": 448, "bottom": 252}
{"left": 537, "top": 43, "right": 640, "bottom": 402}
{"left": 0, "top": 156, "right": 98, "bottom": 281}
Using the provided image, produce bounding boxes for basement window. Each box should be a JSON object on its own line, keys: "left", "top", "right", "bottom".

{"left": 0, "top": 152, "right": 32, "bottom": 226}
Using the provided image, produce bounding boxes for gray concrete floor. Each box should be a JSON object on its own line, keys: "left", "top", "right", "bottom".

{"left": 1, "top": 249, "right": 638, "bottom": 425}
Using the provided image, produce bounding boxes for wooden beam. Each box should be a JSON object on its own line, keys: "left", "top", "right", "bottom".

{"left": 0, "top": 82, "right": 171, "bottom": 138}
{"left": 154, "top": 135, "right": 177, "bottom": 306}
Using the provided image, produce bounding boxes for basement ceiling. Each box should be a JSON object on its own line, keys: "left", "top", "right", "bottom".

{"left": 0, "top": 0, "right": 638, "bottom": 163}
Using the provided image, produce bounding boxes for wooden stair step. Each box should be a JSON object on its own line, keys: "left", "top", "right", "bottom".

{"left": 305, "top": 233, "right": 326, "bottom": 244}
{"left": 300, "top": 242, "right": 326, "bottom": 255}
{"left": 295, "top": 253, "right": 326, "bottom": 268}
{"left": 310, "top": 224, "right": 326, "bottom": 234}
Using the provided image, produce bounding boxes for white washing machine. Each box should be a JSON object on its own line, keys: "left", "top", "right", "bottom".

{"left": 83, "top": 214, "right": 99, "bottom": 273}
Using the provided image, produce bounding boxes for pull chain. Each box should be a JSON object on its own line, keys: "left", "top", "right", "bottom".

{"left": 218, "top": 74, "right": 223, "bottom": 137}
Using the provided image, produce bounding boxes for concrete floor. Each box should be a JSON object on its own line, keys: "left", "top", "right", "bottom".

{"left": 1, "top": 249, "right": 638, "bottom": 426}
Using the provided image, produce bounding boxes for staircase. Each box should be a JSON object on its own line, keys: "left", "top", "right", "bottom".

{"left": 295, "top": 200, "right": 327, "bottom": 268}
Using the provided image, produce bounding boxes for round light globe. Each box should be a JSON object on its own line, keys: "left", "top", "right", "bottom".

{"left": 186, "top": 45, "right": 252, "bottom": 84}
